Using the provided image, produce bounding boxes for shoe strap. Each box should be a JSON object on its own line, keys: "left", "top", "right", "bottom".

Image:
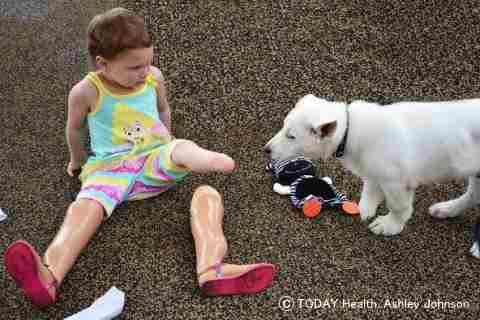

{"left": 210, "top": 263, "right": 224, "bottom": 278}
{"left": 198, "top": 262, "right": 224, "bottom": 279}
{"left": 43, "top": 264, "right": 59, "bottom": 289}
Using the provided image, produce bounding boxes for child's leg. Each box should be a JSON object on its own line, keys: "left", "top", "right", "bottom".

{"left": 190, "top": 185, "right": 275, "bottom": 295}
{"left": 171, "top": 140, "right": 235, "bottom": 173}
{"left": 43, "top": 198, "right": 104, "bottom": 286}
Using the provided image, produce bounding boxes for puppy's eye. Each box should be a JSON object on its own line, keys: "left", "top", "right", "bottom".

{"left": 286, "top": 133, "right": 296, "bottom": 140}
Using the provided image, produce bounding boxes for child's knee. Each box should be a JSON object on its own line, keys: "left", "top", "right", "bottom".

{"left": 69, "top": 198, "right": 106, "bottom": 221}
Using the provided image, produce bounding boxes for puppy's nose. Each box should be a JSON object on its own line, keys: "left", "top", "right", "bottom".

{"left": 264, "top": 145, "right": 271, "bottom": 155}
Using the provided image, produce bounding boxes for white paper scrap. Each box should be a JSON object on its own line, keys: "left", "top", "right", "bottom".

{"left": 0, "top": 208, "right": 7, "bottom": 222}
{"left": 65, "top": 287, "right": 125, "bottom": 320}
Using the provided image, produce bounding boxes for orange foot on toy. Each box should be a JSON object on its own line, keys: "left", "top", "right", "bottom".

{"left": 342, "top": 201, "right": 360, "bottom": 215}
{"left": 303, "top": 197, "right": 322, "bottom": 218}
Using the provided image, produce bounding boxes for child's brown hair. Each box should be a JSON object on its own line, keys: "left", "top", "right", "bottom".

{"left": 87, "top": 8, "right": 152, "bottom": 64}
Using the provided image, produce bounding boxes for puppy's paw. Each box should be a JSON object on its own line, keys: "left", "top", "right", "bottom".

{"left": 359, "top": 199, "right": 376, "bottom": 221}
{"left": 429, "top": 200, "right": 464, "bottom": 219}
{"left": 470, "top": 242, "right": 480, "bottom": 259}
{"left": 368, "top": 214, "right": 404, "bottom": 236}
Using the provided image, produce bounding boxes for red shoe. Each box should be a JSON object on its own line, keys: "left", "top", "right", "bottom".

{"left": 200, "top": 263, "right": 276, "bottom": 296}
{"left": 4, "top": 240, "right": 57, "bottom": 307}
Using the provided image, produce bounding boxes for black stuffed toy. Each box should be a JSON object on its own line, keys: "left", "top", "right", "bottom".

{"left": 266, "top": 156, "right": 359, "bottom": 218}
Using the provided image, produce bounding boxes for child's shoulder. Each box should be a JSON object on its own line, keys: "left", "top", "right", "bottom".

{"left": 149, "top": 66, "right": 164, "bottom": 83}
{"left": 68, "top": 77, "right": 98, "bottom": 108}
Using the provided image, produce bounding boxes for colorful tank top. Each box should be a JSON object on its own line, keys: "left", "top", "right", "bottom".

{"left": 81, "top": 72, "right": 171, "bottom": 177}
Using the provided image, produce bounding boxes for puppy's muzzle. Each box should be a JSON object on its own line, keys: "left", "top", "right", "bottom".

{"left": 264, "top": 145, "right": 272, "bottom": 155}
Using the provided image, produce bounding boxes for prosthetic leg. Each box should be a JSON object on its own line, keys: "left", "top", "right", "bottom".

{"left": 190, "top": 185, "right": 275, "bottom": 296}
{"left": 4, "top": 199, "right": 104, "bottom": 307}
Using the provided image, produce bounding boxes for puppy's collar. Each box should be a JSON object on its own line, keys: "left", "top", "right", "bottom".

{"left": 334, "top": 105, "right": 349, "bottom": 158}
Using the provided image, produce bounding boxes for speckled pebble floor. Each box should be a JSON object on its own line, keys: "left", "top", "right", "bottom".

{"left": 1, "top": 1, "right": 480, "bottom": 319}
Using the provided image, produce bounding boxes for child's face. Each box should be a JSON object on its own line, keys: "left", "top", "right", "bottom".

{"left": 100, "top": 46, "right": 154, "bottom": 89}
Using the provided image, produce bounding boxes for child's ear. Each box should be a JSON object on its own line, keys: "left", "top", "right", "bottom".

{"left": 95, "top": 56, "right": 107, "bottom": 71}
{"left": 311, "top": 121, "right": 337, "bottom": 138}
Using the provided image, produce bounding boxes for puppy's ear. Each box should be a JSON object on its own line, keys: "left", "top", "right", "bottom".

{"left": 311, "top": 121, "right": 337, "bottom": 138}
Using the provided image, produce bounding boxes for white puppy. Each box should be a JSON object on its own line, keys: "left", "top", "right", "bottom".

{"left": 265, "top": 94, "right": 480, "bottom": 256}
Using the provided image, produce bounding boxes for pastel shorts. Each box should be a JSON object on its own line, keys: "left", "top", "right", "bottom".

{"left": 77, "top": 140, "right": 190, "bottom": 217}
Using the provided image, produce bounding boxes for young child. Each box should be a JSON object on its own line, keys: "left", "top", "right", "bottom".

{"left": 4, "top": 8, "right": 274, "bottom": 307}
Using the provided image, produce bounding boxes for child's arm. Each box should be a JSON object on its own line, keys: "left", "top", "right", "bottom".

{"left": 66, "top": 80, "right": 95, "bottom": 175}
{"left": 151, "top": 66, "right": 172, "bottom": 132}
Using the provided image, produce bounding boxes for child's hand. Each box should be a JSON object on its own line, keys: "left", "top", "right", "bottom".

{"left": 67, "top": 161, "right": 82, "bottom": 177}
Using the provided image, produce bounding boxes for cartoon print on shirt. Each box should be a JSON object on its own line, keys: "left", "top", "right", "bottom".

{"left": 112, "top": 104, "right": 171, "bottom": 154}
{"left": 123, "top": 121, "right": 148, "bottom": 144}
